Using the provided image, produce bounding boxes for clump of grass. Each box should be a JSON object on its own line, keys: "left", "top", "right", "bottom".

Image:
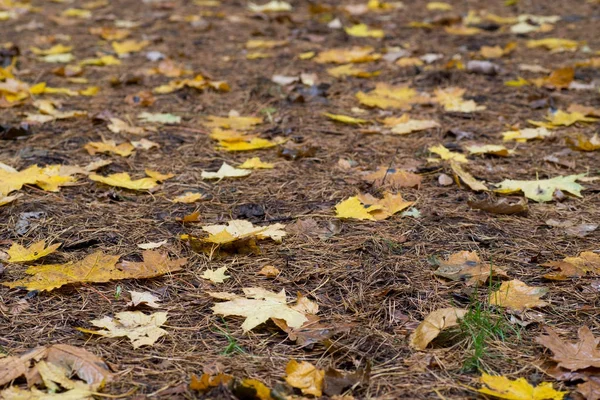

{"left": 213, "top": 319, "right": 246, "bottom": 356}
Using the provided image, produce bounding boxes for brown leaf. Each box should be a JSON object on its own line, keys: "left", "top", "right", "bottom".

{"left": 536, "top": 326, "right": 600, "bottom": 371}
{"left": 468, "top": 197, "right": 528, "bottom": 216}
{"left": 544, "top": 67, "right": 574, "bottom": 89}
{"left": 190, "top": 373, "right": 232, "bottom": 392}
{"left": 543, "top": 252, "right": 600, "bottom": 280}
{"left": 577, "top": 376, "right": 600, "bottom": 400}
{"left": 434, "top": 251, "right": 508, "bottom": 286}
{"left": 362, "top": 167, "right": 422, "bottom": 189}
{"left": 323, "top": 366, "right": 369, "bottom": 396}
{"left": 117, "top": 250, "right": 187, "bottom": 277}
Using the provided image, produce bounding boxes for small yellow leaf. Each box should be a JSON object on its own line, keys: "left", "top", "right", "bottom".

{"left": 478, "top": 373, "right": 566, "bottom": 400}
{"left": 173, "top": 192, "right": 205, "bottom": 203}
{"left": 246, "top": 39, "right": 288, "bottom": 49}
{"left": 89, "top": 172, "right": 158, "bottom": 190}
{"left": 335, "top": 196, "right": 377, "bottom": 220}
{"left": 239, "top": 379, "right": 273, "bottom": 400}
{"left": 489, "top": 280, "right": 549, "bottom": 311}
{"left": 466, "top": 144, "right": 513, "bottom": 157}
{"left": 426, "top": 1, "right": 452, "bottom": 10}
{"left": 566, "top": 134, "right": 600, "bottom": 151}
{"left": 429, "top": 145, "right": 468, "bottom": 163}
{"left": 7, "top": 241, "right": 61, "bottom": 263}
{"left": 203, "top": 115, "right": 263, "bottom": 130}
{"left": 248, "top": 0, "right": 292, "bottom": 12}
{"left": 62, "top": 8, "right": 91, "bottom": 18}
{"left": 144, "top": 169, "right": 174, "bottom": 182}
{"left": 217, "top": 138, "right": 279, "bottom": 151}
{"left": 344, "top": 24, "right": 385, "bottom": 38}
{"left": 201, "top": 220, "right": 286, "bottom": 243}
{"left": 111, "top": 40, "right": 150, "bottom": 56}
{"left": 495, "top": 174, "right": 586, "bottom": 202}
{"left": 285, "top": 359, "right": 324, "bottom": 397}
{"left": 504, "top": 77, "right": 530, "bottom": 87}
{"left": 298, "top": 51, "right": 315, "bottom": 60}
{"left": 389, "top": 117, "right": 439, "bottom": 135}
{"left": 324, "top": 113, "right": 368, "bottom": 125}
{"left": 450, "top": 162, "right": 488, "bottom": 191}
{"left": 314, "top": 46, "right": 381, "bottom": 64}
{"left": 30, "top": 44, "right": 72, "bottom": 55}
{"left": 79, "top": 55, "right": 121, "bottom": 66}
{"left": 502, "top": 127, "right": 551, "bottom": 142}
{"left": 239, "top": 157, "right": 274, "bottom": 169}
{"left": 107, "top": 118, "right": 146, "bottom": 135}
{"left": 527, "top": 38, "right": 578, "bottom": 52}
{"left": 327, "top": 63, "right": 380, "bottom": 78}
{"left": 78, "top": 311, "right": 168, "bottom": 349}
{"left": 0, "top": 193, "right": 22, "bottom": 207}
{"left": 409, "top": 307, "right": 468, "bottom": 350}
{"left": 84, "top": 140, "right": 135, "bottom": 157}
{"left": 201, "top": 266, "right": 230, "bottom": 283}
{"left": 444, "top": 25, "right": 481, "bottom": 35}
{"left": 434, "top": 87, "right": 485, "bottom": 112}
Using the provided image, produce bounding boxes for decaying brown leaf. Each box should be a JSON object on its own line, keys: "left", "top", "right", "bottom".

{"left": 536, "top": 326, "right": 600, "bottom": 371}
{"left": 468, "top": 197, "right": 528, "bottom": 216}
{"left": 434, "top": 251, "right": 508, "bottom": 286}
{"left": 362, "top": 167, "right": 422, "bottom": 189}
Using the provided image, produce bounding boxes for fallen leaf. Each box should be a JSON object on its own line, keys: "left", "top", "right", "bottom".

{"left": 327, "top": 64, "right": 380, "bottom": 78}
{"left": 107, "top": 118, "right": 146, "bottom": 135}
{"left": 468, "top": 197, "right": 528, "bottom": 215}
{"left": 527, "top": 38, "right": 578, "bottom": 52}
{"left": 90, "top": 172, "right": 158, "bottom": 190}
{"left": 201, "top": 162, "right": 251, "bottom": 180}
{"left": 285, "top": 359, "right": 324, "bottom": 397}
{"left": 190, "top": 373, "right": 233, "bottom": 392}
{"left": 362, "top": 167, "right": 422, "bottom": 189}
{"left": 434, "top": 251, "right": 508, "bottom": 286}
{"left": 137, "top": 240, "right": 167, "bottom": 250}
{"left": 201, "top": 220, "right": 286, "bottom": 243}
{"left": 217, "top": 137, "right": 280, "bottom": 151}
{"left": 323, "top": 367, "right": 368, "bottom": 397}
{"left": 79, "top": 311, "right": 168, "bottom": 349}
{"left": 543, "top": 251, "right": 600, "bottom": 280}
{"left": 112, "top": 39, "right": 149, "bottom": 56}
{"left": 203, "top": 115, "right": 263, "bottom": 130}
{"left": 239, "top": 157, "right": 274, "bottom": 169}
{"left": 478, "top": 372, "right": 566, "bottom": 400}
{"left": 138, "top": 112, "right": 181, "bottom": 124}
{"left": 466, "top": 145, "right": 513, "bottom": 157}
{"left": 489, "top": 279, "right": 549, "bottom": 311}
{"left": 344, "top": 24, "right": 384, "bottom": 38}
{"left": 7, "top": 240, "right": 61, "bottom": 262}
{"left": 315, "top": 46, "right": 381, "bottom": 64}
{"left": 502, "top": 127, "right": 552, "bottom": 142}
{"left": 246, "top": 39, "right": 287, "bottom": 49}
{"left": 450, "top": 162, "right": 487, "bottom": 191}
{"left": 427, "top": 1, "right": 452, "bottom": 10}
{"left": 211, "top": 288, "right": 308, "bottom": 332}
{"left": 4, "top": 250, "right": 185, "bottom": 291}
{"left": 409, "top": 307, "right": 468, "bottom": 350}
{"left": 201, "top": 266, "right": 230, "bottom": 283}
{"left": 335, "top": 192, "right": 413, "bottom": 221}
{"left": 173, "top": 192, "right": 205, "bottom": 203}
{"left": 258, "top": 265, "right": 280, "bottom": 277}
{"left": 248, "top": 0, "right": 292, "bottom": 12}
{"left": 529, "top": 110, "right": 597, "bottom": 128}
{"left": 84, "top": 139, "right": 135, "bottom": 157}
{"left": 494, "top": 174, "right": 585, "bottom": 202}
{"left": 127, "top": 291, "right": 161, "bottom": 308}
{"left": 356, "top": 83, "right": 429, "bottom": 110}
{"left": 536, "top": 326, "right": 600, "bottom": 371}
{"left": 429, "top": 145, "right": 468, "bottom": 163}
{"left": 324, "top": 113, "right": 368, "bottom": 125}
{"left": 566, "top": 134, "right": 600, "bottom": 151}
{"left": 434, "top": 87, "right": 485, "bottom": 112}
{"left": 387, "top": 116, "right": 440, "bottom": 135}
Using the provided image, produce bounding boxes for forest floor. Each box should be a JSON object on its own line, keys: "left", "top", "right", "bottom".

{"left": 1, "top": 0, "right": 600, "bottom": 399}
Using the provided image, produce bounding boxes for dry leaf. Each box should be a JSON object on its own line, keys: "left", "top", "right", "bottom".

{"left": 478, "top": 373, "right": 566, "bottom": 400}
{"left": 362, "top": 167, "right": 422, "bottom": 189}
{"left": 239, "top": 157, "right": 274, "bottom": 169}
{"left": 434, "top": 87, "right": 485, "bottom": 113}
{"left": 324, "top": 113, "right": 368, "bottom": 125}
{"left": 7, "top": 240, "right": 61, "bottom": 262}
{"left": 84, "top": 139, "right": 135, "bottom": 157}
{"left": 450, "top": 162, "right": 487, "bottom": 191}
{"left": 335, "top": 192, "right": 413, "bottom": 221}
{"left": 128, "top": 291, "right": 161, "bottom": 308}
{"left": 258, "top": 265, "right": 280, "bottom": 277}
{"left": 536, "top": 326, "right": 600, "bottom": 371}
{"left": 201, "top": 266, "right": 230, "bottom": 283}
{"left": 494, "top": 174, "right": 585, "bottom": 202}
{"left": 543, "top": 252, "right": 600, "bottom": 280}
{"left": 211, "top": 288, "right": 308, "bottom": 332}
{"left": 89, "top": 172, "right": 158, "bottom": 190}
{"left": 466, "top": 145, "right": 513, "bottom": 157}
{"left": 434, "top": 251, "right": 508, "bottom": 286}
{"left": 315, "top": 46, "right": 380, "bottom": 64}
{"left": 285, "top": 359, "right": 324, "bottom": 397}
{"left": 468, "top": 197, "right": 528, "bottom": 215}
{"left": 173, "top": 192, "right": 205, "bottom": 203}
{"left": 429, "top": 145, "right": 468, "bottom": 163}
{"left": 137, "top": 240, "right": 167, "bottom": 250}
{"left": 4, "top": 250, "right": 185, "bottom": 291}
{"left": 409, "top": 308, "right": 468, "bottom": 350}
{"left": 489, "top": 280, "right": 548, "bottom": 311}
{"left": 78, "top": 311, "right": 168, "bottom": 349}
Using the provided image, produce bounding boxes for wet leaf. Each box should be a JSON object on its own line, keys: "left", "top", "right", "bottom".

{"left": 78, "top": 311, "right": 168, "bottom": 349}
{"left": 7, "top": 240, "right": 61, "bottom": 262}
{"left": 478, "top": 373, "right": 566, "bottom": 400}
{"left": 434, "top": 251, "right": 508, "bottom": 286}
{"left": 409, "top": 307, "right": 468, "bottom": 350}
{"left": 285, "top": 359, "right": 324, "bottom": 397}
{"left": 489, "top": 280, "right": 548, "bottom": 311}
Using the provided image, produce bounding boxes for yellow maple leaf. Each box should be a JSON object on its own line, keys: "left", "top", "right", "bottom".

{"left": 285, "top": 359, "right": 324, "bottom": 397}
{"left": 478, "top": 373, "right": 566, "bottom": 400}
{"left": 356, "top": 83, "right": 429, "bottom": 110}
{"left": 314, "top": 46, "right": 381, "bottom": 64}
{"left": 451, "top": 162, "right": 488, "bottom": 191}
{"left": 84, "top": 140, "right": 135, "bottom": 157}
{"left": 201, "top": 266, "right": 230, "bottom": 283}
{"left": 111, "top": 40, "right": 149, "bottom": 56}
{"left": 489, "top": 280, "right": 549, "bottom": 311}
{"left": 79, "top": 55, "right": 121, "bottom": 66}
{"left": 527, "top": 38, "right": 578, "bottom": 52}
{"left": 429, "top": 145, "right": 468, "bottom": 163}
{"left": 410, "top": 307, "right": 468, "bottom": 350}
{"left": 211, "top": 288, "right": 307, "bottom": 332}
{"left": 172, "top": 192, "right": 205, "bottom": 203}
{"left": 78, "top": 311, "right": 168, "bottom": 349}
{"left": 239, "top": 157, "right": 274, "bottom": 169}
{"left": 203, "top": 115, "right": 263, "bottom": 130}
{"left": 4, "top": 250, "right": 185, "bottom": 291}
{"left": 7, "top": 240, "right": 61, "bottom": 263}
{"left": 389, "top": 117, "right": 439, "bottom": 135}
{"left": 324, "top": 113, "right": 368, "bottom": 125}
{"left": 202, "top": 220, "right": 286, "bottom": 243}
{"left": 327, "top": 63, "right": 380, "bottom": 78}
{"left": 217, "top": 138, "right": 279, "bottom": 151}
{"left": 89, "top": 172, "right": 158, "bottom": 190}
{"left": 434, "top": 87, "right": 485, "bottom": 112}
{"left": 502, "top": 127, "right": 551, "bottom": 142}
{"left": 144, "top": 169, "right": 174, "bottom": 182}
{"left": 344, "top": 24, "right": 385, "bottom": 38}
{"left": 530, "top": 110, "right": 597, "bottom": 128}
{"left": 245, "top": 39, "right": 288, "bottom": 49}
{"left": 466, "top": 144, "right": 513, "bottom": 157}
{"left": 30, "top": 44, "right": 72, "bottom": 55}
{"left": 494, "top": 174, "right": 585, "bottom": 202}
{"left": 0, "top": 164, "right": 75, "bottom": 195}
{"left": 335, "top": 196, "right": 378, "bottom": 220}
{"left": 566, "top": 134, "right": 600, "bottom": 151}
